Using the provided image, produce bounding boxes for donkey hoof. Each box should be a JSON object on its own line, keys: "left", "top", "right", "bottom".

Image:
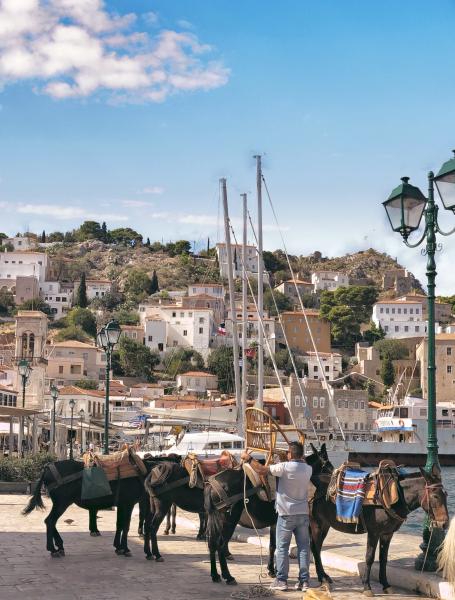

{"left": 164, "top": 531, "right": 169, "bottom": 535}
{"left": 155, "top": 556, "right": 164, "bottom": 562}
{"left": 123, "top": 550, "right": 132, "bottom": 557}
{"left": 212, "top": 576, "right": 222, "bottom": 583}
{"left": 58, "top": 549, "right": 65, "bottom": 557}
{"left": 90, "top": 532, "right": 98, "bottom": 537}
{"left": 226, "top": 554, "right": 235, "bottom": 562}
{"left": 171, "top": 529, "right": 176, "bottom": 534}
{"left": 115, "top": 549, "right": 124, "bottom": 555}
{"left": 383, "top": 587, "right": 394, "bottom": 594}
{"left": 50, "top": 551, "right": 61, "bottom": 558}
{"left": 363, "top": 590, "right": 374, "bottom": 597}
{"left": 268, "top": 570, "right": 276, "bottom": 579}
{"left": 226, "top": 578, "right": 237, "bottom": 586}
{"left": 146, "top": 554, "right": 153, "bottom": 561}
{"left": 323, "top": 576, "right": 333, "bottom": 586}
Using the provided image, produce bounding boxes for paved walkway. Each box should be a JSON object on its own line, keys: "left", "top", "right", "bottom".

{"left": 0, "top": 494, "right": 431, "bottom": 600}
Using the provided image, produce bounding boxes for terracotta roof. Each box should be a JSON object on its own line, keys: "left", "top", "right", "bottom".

{"left": 283, "top": 279, "right": 313, "bottom": 285}
{"left": 375, "top": 300, "right": 423, "bottom": 305}
{"left": 178, "top": 371, "right": 217, "bottom": 378}
{"left": 51, "top": 340, "right": 97, "bottom": 349}
{"left": 121, "top": 325, "right": 143, "bottom": 330}
{"left": 56, "top": 386, "right": 104, "bottom": 397}
{"left": 281, "top": 310, "right": 321, "bottom": 317}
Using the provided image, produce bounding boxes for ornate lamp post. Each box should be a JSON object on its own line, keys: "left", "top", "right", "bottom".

{"left": 383, "top": 150, "right": 455, "bottom": 571}
{"left": 69, "top": 398, "right": 76, "bottom": 460}
{"left": 50, "top": 384, "right": 59, "bottom": 452}
{"left": 18, "top": 359, "right": 31, "bottom": 456}
{"left": 79, "top": 408, "right": 85, "bottom": 454}
{"left": 97, "top": 320, "right": 121, "bottom": 455}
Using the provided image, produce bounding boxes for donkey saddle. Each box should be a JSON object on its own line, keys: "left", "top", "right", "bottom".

{"left": 94, "top": 446, "right": 147, "bottom": 482}
{"left": 183, "top": 451, "right": 238, "bottom": 488}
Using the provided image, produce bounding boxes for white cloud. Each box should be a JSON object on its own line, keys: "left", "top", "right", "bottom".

{"left": 177, "top": 19, "right": 194, "bottom": 30}
{"left": 17, "top": 203, "right": 128, "bottom": 222}
{"left": 0, "top": 1, "right": 229, "bottom": 103}
{"left": 122, "top": 199, "right": 152, "bottom": 208}
{"left": 138, "top": 186, "right": 164, "bottom": 195}
{"left": 143, "top": 11, "right": 159, "bottom": 26}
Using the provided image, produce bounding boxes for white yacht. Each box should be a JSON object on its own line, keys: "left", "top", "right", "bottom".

{"left": 166, "top": 430, "right": 245, "bottom": 457}
{"left": 346, "top": 395, "right": 455, "bottom": 466}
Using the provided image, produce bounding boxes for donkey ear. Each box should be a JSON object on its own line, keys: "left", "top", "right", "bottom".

{"left": 310, "top": 443, "right": 317, "bottom": 454}
{"left": 419, "top": 466, "right": 427, "bottom": 479}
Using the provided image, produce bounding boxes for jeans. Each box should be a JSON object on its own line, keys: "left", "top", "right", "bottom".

{"left": 276, "top": 514, "right": 310, "bottom": 583}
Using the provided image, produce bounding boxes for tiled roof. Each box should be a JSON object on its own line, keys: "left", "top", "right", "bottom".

{"left": 178, "top": 371, "right": 217, "bottom": 378}
{"left": 51, "top": 340, "right": 97, "bottom": 348}
{"left": 56, "top": 386, "right": 104, "bottom": 397}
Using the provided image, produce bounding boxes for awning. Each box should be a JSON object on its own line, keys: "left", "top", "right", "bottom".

{"left": 0, "top": 407, "right": 44, "bottom": 417}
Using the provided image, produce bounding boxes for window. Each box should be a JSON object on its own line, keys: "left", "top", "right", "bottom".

{"left": 58, "top": 366, "right": 64, "bottom": 374}
{"left": 313, "top": 365, "right": 318, "bottom": 372}
{"left": 354, "top": 401, "right": 359, "bottom": 409}
{"left": 448, "top": 347, "right": 452, "bottom": 356}
{"left": 325, "top": 365, "right": 330, "bottom": 372}
{"left": 442, "top": 409, "right": 449, "bottom": 417}
{"left": 345, "top": 401, "right": 349, "bottom": 408}
{"left": 380, "top": 307, "right": 384, "bottom": 314}
{"left": 410, "top": 308, "right": 414, "bottom": 314}
{"left": 415, "top": 326, "right": 420, "bottom": 332}
{"left": 384, "top": 326, "right": 389, "bottom": 332}
{"left": 338, "top": 400, "right": 343, "bottom": 408}
{"left": 319, "top": 397, "right": 325, "bottom": 408}
{"left": 180, "top": 312, "right": 184, "bottom": 318}
{"left": 416, "top": 308, "right": 420, "bottom": 314}
{"left": 404, "top": 308, "right": 407, "bottom": 314}
{"left": 448, "top": 366, "right": 452, "bottom": 374}
{"left": 199, "top": 317, "right": 205, "bottom": 324}
{"left": 398, "top": 308, "right": 401, "bottom": 314}
{"left": 173, "top": 340, "right": 178, "bottom": 347}
{"left": 392, "top": 308, "right": 395, "bottom": 314}
{"left": 158, "top": 343, "right": 164, "bottom": 352}
{"left": 313, "top": 397, "right": 318, "bottom": 408}
{"left": 385, "top": 308, "right": 389, "bottom": 314}
{"left": 148, "top": 335, "right": 153, "bottom": 342}
{"left": 172, "top": 312, "right": 176, "bottom": 318}
{"left": 199, "top": 327, "right": 203, "bottom": 334}
{"left": 404, "top": 326, "right": 409, "bottom": 332}
{"left": 295, "top": 395, "right": 301, "bottom": 407}
{"left": 395, "top": 325, "right": 399, "bottom": 332}
{"left": 183, "top": 330, "right": 188, "bottom": 336}
{"left": 360, "top": 401, "right": 365, "bottom": 409}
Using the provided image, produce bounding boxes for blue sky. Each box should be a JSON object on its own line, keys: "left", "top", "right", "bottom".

{"left": 1, "top": 0, "right": 455, "bottom": 292}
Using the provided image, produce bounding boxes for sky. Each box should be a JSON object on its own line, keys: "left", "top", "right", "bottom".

{"left": 1, "top": 0, "right": 455, "bottom": 292}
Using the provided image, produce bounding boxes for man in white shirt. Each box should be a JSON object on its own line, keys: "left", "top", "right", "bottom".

{"left": 241, "top": 442, "right": 312, "bottom": 591}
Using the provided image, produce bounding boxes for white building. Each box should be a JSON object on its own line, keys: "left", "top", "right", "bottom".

{"left": 145, "top": 317, "right": 167, "bottom": 354}
{"left": 372, "top": 299, "right": 429, "bottom": 339}
{"left": 302, "top": 351, "right": 342, "bottom": 381}
{"left": 1, "top": 237, "right": 37, "bottom": 252}
{"left": 224, "top": 303, "right": 276, "bottom": 353}
{"left": 74, "top": 279, "right": 112, "bottom": 301}
{"left": 311, "top": 271, "right": 349, "bottom": 292}
{"left": 188, "top": 284, "right": 225, "bottom": 298}
{"left": 216, "top": 243, "right": 261, "bottom": 279}
{"left": 40, "top": 281, "right": 72, "bottom": 318}
{"left": 0, "top": 251, "right": 48, "bottom": 283}
{"left": 176, "top": 371, "right": 218, "bottom": 395}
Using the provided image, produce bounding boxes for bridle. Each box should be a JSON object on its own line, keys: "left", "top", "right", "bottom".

{"left": 420, "top": 481, "right": 447, "bottom": 527}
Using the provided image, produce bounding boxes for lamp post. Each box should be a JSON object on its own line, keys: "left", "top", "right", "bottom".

{"left": 383, "top": 149, "right": 455, "bottom": 571}
{"left": 18, "top": 359, "right": 31, "bottom": 456}
{"left": 97, "top": 320, "right": 121, "bottom": 455}
{"left": 69, "top": 398, "right": 75, "bottom": 460}
{"left": 50, "top": 384, "right": 59, "bottom": 452}
{"left": 79, "top": 408, "right": 85, "bottom": 454}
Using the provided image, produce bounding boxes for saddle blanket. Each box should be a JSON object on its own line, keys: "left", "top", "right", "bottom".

{"left": 94, "top": 447, "right": 147, "bottom": 482}
{"left": 335, "top": 467, "right": 368, "bottom": 524}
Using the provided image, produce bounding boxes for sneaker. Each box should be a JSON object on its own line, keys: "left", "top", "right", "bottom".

{"left": 270, "top": 579, "right": 288, "bottom": 591}
{"left": 294, "top": 581, "right": 309, "bottom": 591}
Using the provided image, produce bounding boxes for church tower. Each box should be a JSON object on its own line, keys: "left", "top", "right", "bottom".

{"left": 15, "top": 311, "right": 48, "bottom": 409}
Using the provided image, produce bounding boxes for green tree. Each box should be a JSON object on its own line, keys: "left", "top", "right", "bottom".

{"left": 163, "top": 347, "right": 205, "bottom": 377}
{"left": 207, "top": 347, "right": 234, "bottom": 393}
{"left": 150, "top": 270, "right": 159, "bottom": 294}
{"left": 74, "top": 379, "right": 99, "bottom": 390}
{"left": 101, "top": 221, "right": 109, "bottom": 243}
{"left": 55, "top": 325, "right": 89, "bottom": 342}
{"left": 110, "top": 227, "right": 143, "bottom": 246}
{"left": 66, "top": 307, "right": 97, "bottom": 338}
{"left": 0, "top": 288, "right": 15, "bottom": 315}
{"left": 18, "top": 298, "right": 52, "bottom": 315}
{"left": 374, "top": 339, "right": 409, "bottom": 360}
{"left": 174, "top": 240, "right": 191, "bottom": 255}
{"left": 125, "top": 269, "right": 153, "bottom": 302}
{"left": 76, "top": 272, "right": 88, "bottom": 308}
{"left": 0, "top": 242, "right": 14, "bottom": 252}
{"left": 363, "top": 321, "right": 385, "bottom": 344}
{"left": 273, "top": 348, "right": 305, "bottom": 376}
{"left": 0, "top": 233, "right": 7, "bottom": 242}
{"left": 47, "top": 231, "right": 65, "bottom": 242}
{"left": 112, "top": 308, "right": 140, "bottom": 325}
{"left": 90, "top": 291, "right": 123, "bottom": 311}
{"left": 380, "top": 355, "right": 395, "bottom": 387}
{"left": 41, "top": 230, "right": 46, "bottom": 243}
{"left": 116, "top": 337, "right": 160, "bottom": 380}
{"left": 263, "top": 290, "right": 293, "bottom": 316}
{"left": 75, "top": 221, "right": 103, "bottom": 241}
{"left": 326, "top": 305, "right": 360, "bottom": 348}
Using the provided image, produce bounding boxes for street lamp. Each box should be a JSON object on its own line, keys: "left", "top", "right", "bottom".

{"left": 18, "top": 359, "right": 31, "bottom": 456}
{"left": 69, "top": 398, "right": 76, "bottom": 460}
{"left": 79, "top": 408, "right": 85, "bottom": 454}
{"left": 383, "top": 150, "right": 455, "bottom": 571}
{"left": 97, "top": 320, "right": 121, "bottom": 455}
{"left": 50, "top": 384, "right": 59, "bottom": 452}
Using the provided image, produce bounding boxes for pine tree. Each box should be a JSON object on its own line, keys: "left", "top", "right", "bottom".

{"left": 207, "top": 237, "right": 210, "bottom": 253}
{"left": 76, "top": 272, "right": 88, "bottom": 308}
{"left": 101, "top": 222, "right": 108, "bottom": 243}
{"left": 146, "top": 237, "right": 151, "bottom": 246}
{"left": 41, "top": 230, "right": 46, "bottom": 243}
{"left": 380, "top": 356, "right": 395, "bottom": 387}
{"left": 150, "top": 270, "right": 159, "bottom": 294}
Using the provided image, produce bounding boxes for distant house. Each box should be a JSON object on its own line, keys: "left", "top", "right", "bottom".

{"left": 176, "top": 371, "right": 218, "bottom": 395}
{"left": 45, "top": 340, "right": 106, "bottom": 385}
{"left": 74, "top": 279, "right": 112, "bottom": 301}
{"left": 274, "top": 280, "right": 314, "bottom": 303}
{"left": 120, "top": 325, "right": 145, "bottom": 345}
{"left": 372, "top": 299, "right": 428, "bottom": 339}
{"left": 311, "top": 271, "right": 349, "bottom": 292}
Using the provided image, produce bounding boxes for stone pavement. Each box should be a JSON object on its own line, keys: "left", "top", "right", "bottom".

{"left": 0, "top": 494, "right": 431, "bottom": 600}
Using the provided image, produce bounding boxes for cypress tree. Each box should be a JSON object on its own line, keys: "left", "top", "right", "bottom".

{"left": 146, "top": 237, "right": 151, "bottom": 247}
{"left": 150, "top": 270, "right": 159, "bottom": 294}
{"left": 76, "top": 272, "right": 88, "bottom": 308}
{"left": 41, "top": 230, "right": 46, "bottom": 243}
{"left": 380, "top": 356, "right": 395, "bottom": 387}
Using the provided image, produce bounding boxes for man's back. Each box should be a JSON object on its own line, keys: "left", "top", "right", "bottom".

{"left": 269, "top": 460, "right": 312, "bottom": 516}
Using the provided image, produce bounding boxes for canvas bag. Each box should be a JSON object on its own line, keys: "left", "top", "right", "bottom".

{"left": 81, "top": 466, "right": 112, "bottom": 500}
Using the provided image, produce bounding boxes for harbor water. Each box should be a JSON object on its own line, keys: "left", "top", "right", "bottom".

{"left": 328, "top": 451, "right": 455, "bottom": 535}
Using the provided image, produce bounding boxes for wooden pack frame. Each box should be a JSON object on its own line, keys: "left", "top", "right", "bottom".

{"left": 245, "top": 407, "right": 305, "bottom": 465}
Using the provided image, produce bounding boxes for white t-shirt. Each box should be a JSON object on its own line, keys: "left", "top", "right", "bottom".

{"left": 268, "top": 460, "right": 312, "bottom": 516}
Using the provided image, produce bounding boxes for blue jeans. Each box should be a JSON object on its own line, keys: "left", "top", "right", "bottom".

{"left": 276, "top": 514, "right": 310, "bottom": 583}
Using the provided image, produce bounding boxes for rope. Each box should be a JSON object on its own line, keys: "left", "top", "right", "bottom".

{"left": 230, "top": 584, "right": 274, "bottom": 599}
{"left": 261, "top": 175, "right": 346, "bottom": 445}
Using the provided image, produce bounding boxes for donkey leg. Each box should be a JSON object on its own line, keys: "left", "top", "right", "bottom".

{"left": 362, "top": 532, "right": 379, "bottom": 596}
{"left": 45, "top": 501, "right": 71, "bottom": 556}
{"left": 138, "top": 497, "right": 145, "bottom": 537}
{"left": 120, "top": 504, "right": 134, "bottom": 557}
{"left": 310, "top": 517, "right": 332, "bottom": 584}
{"left": 114, "top": 506, "right": 124, "bottom": 554}
{"left": 164, "top": 509, "right": 171, "bottom": 535}
{"left": 209, "top": 549, "right": 221, "bottom": 583}
{"left": 219, "top": 548, "right": 237, "bottom": 585}
{"left": 151, "top": 501, "right": 169, "bottom": 561}
{"left": 143, "top": 511, "right": 153, "bottom": 560}
{"left": 197, "top": 511, "right": 206, "bottom": 540}
{"left": 171, "top": 503, "right": 176, "bottom": 534}
{"left": 268, "top": 523, "right": 277, "bottom": 578}
{"left": 89, "top": 508, "right": 101, "bottom": 536}
{"left": 379, "top": 534, "right": 393, "bottom": 593}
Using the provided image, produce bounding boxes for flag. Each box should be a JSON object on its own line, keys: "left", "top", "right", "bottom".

{"left": 245, "top": 347, "right": 256, "bottom": 358}
{"left": 217, "top": 322, "right": 226, "bottom": 336}
{"left": 129, "top": 414, "right": 147, "bottom": 428}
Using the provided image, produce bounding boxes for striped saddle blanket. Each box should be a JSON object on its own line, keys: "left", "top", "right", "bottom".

{"left": 331, "top": 466, "right": 368, "bottom": 524}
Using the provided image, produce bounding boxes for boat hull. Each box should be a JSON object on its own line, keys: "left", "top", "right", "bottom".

{"left": 348, "top": 451, "right": 455, "bottom": 467}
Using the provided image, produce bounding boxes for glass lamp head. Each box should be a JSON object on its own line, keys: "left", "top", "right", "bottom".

{"left": 105, "top": 320, "right": 121, "bottom": 346}
{"left": 383, "top": 177, "right": 427, "bottom": 239}
{"left": 434, "top": 150, "right": 455, "bottom": 212}
{"left": 50, "top": 385, "right": 59, "bottom": 400}
{"left": 69, "top": 398, "right": 76, "bottom": 410}
{"left": 18, "top": 359, "right": 31, "bottom": 379}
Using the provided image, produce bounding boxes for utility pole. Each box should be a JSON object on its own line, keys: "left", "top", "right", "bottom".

{"left": 241, "top": 193, "right": 248, "bottom": 427}
{"left": 255, "top": 155, "right": 264, "bottom": 409}
{"left": 221, "top": 178, "right": 243, "bottom": 436}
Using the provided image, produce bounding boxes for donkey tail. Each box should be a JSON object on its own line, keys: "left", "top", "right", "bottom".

{"left": 438, "top": 515, "right": 455, "bottom": 582}
{"left": 22, "top": 468, "right": 46, "bottom": 516}
{"left": 204, "top": 484, "right": 224, "bottom": 549}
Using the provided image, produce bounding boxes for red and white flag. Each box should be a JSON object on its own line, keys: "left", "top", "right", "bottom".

{"left": 217, "top": 322, "right": 226, "bottom": 336}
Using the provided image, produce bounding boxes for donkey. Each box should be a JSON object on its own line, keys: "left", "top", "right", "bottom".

{"left": 310, "top": 464, "right": 449, "bottom": 596}
{"left": 23, "top": 456, "right": 178, "bottom": 558}
{"left": 203, "top": 445, "right": 333, "bottom": 584}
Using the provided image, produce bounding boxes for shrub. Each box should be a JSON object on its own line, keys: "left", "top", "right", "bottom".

{"left": 0, "top": 452, "right": 55, "bottom": 482}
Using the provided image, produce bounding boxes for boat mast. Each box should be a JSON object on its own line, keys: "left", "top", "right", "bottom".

{"left": 241, "top": 193, "right": 248, "bottom": 425}
{"left": 221, "top": 178, "right": 243, "bottom": 436}
{"left": 255, "top": 154, "right": 264, "bottom": 409}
